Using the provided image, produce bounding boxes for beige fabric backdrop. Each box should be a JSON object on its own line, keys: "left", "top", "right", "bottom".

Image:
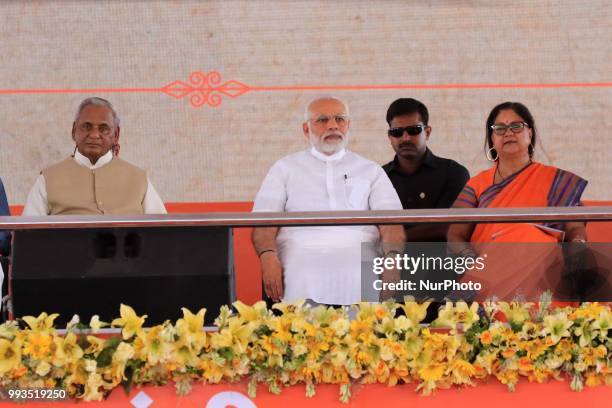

{"left": 0, "top": 0, "right": 610, "bottom": 204}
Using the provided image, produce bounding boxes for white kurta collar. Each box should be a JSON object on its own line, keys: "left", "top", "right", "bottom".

{"left": 74, "top": 149, "right": 113, "bottom": 170}
{"left": 309, "top": 146, "right": 347, "bottom": 162}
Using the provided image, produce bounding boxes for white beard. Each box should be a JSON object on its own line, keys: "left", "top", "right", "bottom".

{"left": 308, "top": 129, "right": 349, "bottom": 155}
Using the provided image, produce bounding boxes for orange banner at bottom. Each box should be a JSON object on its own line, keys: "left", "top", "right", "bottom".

{"left": 2, "top": 380, "right": 609, "bottom": 408}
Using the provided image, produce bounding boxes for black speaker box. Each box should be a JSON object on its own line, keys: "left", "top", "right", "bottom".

{"left": 10, "top": 227, "right": 235, "bottom": 326}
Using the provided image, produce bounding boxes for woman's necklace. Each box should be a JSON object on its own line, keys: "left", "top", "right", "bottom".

{"left": 496, "top": 165, "right": 506, "bottom": 181}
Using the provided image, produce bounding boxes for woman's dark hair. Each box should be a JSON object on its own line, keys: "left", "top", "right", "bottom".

{"left": 485, "top": 101, "right": 537, "bottom": 159}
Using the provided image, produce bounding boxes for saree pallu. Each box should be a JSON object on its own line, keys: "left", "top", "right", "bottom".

{"left": 453, "top": 162, "right": 588, "bottom": 301}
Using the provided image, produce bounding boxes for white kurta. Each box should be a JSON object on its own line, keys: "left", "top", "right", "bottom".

{"left": 23, "top": 150, "right": 167, "bottom": 215}
{"left": 253, "top": 147, "right": 402, "bottom": 305}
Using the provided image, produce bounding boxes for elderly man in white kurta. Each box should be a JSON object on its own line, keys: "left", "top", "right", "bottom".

{"left": 252, "top": 96, "right": 405, "bottom": 305}
{"left": 23, "top": 97, "right": 166, "bottom": 216}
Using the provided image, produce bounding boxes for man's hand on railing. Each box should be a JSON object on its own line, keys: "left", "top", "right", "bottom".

{"left": 379, "top": 252, "right": 401, "bottom": 302}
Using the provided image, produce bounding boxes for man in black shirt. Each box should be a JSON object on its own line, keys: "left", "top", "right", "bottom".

{"left": 383, "top": 98, "right": 469, "bottom": 242}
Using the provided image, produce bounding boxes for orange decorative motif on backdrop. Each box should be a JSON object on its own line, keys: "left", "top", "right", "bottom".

{"left": 161, "top": 71, "right": 251, "bottom": 107}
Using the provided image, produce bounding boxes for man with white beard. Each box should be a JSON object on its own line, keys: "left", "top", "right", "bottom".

{"left": 252, "top": 96, "right": 405, "bottom": 305}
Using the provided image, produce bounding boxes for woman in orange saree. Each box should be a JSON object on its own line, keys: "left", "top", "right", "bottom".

{"left": 447, "top": 102, "right": 588, "bottom": 301}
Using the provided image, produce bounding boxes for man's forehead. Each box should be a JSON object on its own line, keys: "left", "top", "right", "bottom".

{"left": 309, "top": 99, "right": 347, "bottom": 116}
{"left": 76, "top": 105, "right": 114, "bottom": 124}
{"left": 390, "top": 112, "right": 423, "bottom": 126}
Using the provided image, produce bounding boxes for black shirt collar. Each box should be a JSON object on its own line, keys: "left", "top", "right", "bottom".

{"left": 384, "top": 148, "right": 439, "bottom": 174}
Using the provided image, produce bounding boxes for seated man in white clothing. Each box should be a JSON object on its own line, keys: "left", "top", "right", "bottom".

{"left": 252, "top": 96, "right": 405, "bottom": 305}
{"left": 23, "top": 97, "right": 166, "bottom": 215}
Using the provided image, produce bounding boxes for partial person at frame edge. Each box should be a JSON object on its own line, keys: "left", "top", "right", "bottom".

{"left": 0, "top": 177, "right": 10, "bottom": 256}
{"left": 0, "top": 177, "right": 10, "bottom": 311}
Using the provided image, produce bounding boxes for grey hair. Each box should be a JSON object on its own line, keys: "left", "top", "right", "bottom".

{"left": 303, "top": 95, "right": 350, "bottom": 122}
{"left": 74, "top": 97, "right": 120, "bottom": 128}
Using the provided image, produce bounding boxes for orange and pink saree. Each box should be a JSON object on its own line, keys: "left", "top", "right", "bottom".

{"left": 453, "top": 162, "right": 587, "bottom": 300}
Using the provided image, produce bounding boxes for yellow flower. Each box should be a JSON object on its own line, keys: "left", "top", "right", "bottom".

{"left": 84, "top": 359, "right": 97, "bottom": 373}
{"left": 525, "top": 339, "right": 549, "bottom": 360}
{"left": 53, "top": 332, "right": 84, "bottom": 367}
{"left": 330, "top": 347, "right": 348, "bottom": 367}
{"left": 22, "top": 312, "right": 59, "bottom": 332}
{"left": 350, "top": 319, "right": 375, "bottom": 341}
{"left": 570, "top": 302, "right": 605, "bottom": 321}
{"left": 139, "top": 325, "right": 172, "bottom": 365}
{"left": 177, "top": 307, "right": 206, "bottom": 333}
{"left": 454, "top": 301, "right": 480, "bottom": 330}
{"left": 0, "top": 321, "right": 19, "bottom": 340}
{"left": 574, "top": 319, "right": 596, "bottom": 347}
{"left": 496, "top": 369, "right": 519, "bottom": 391}
{"left": 432, "top": 302, "right": 479, "bottom": 331}
{"left": 114, "top": 342, "right": 135, "bottom": 363}
{"left": 292, "top": 341, "right": 308, "bottom": 357}
{"left": 176, "top": 307, "right": 208, "bottom": 352}
{"left": 554, "top": 339, "right": 574, "bottom": 360}
{"left": 210, "top": 317, "right": 255, "bottom": 352}
{"left": 393, "top": 315, "right": 415, "bottom": 332}
{"left": 592, "top": 309, "right": 611, "bottom": 340}
{"left": 81, "top": 372, "right": 106, "bottom": 401}
{"left": 290, "top": 315, "right": 317, "bottom": 337}
{"left": 585, "top": 371, "right": 602, "bottom": 387}
{"left": 418, "top": 363, "right": 445, "bottom": 382}
{"left": 233, "top": 300, "right": 267, "bottom": 322}
{"left": 0, "top": 338, "right": 22, "bottom": 375}
{"left": 307, "top": 338, "right": 330, "bottom": 361}
{"left": 399, "top": 300, "right": 431, "bottom": 324}
{"left": 111, "top": 304, "right": 147, "bottom": 340}
{"left": 543, "top": 313, "right": 573, "bottom": 344}
{"left": 198, "top": 359, "right": 224, "bottom": 383}
{"left": 450, "top": 359, "right": 475, "bottom": 385}
{"left": 84, "top": 335, "right": 106, "bottom": 355}
{"left": 474, "top": 351, "right": 497, "bottom": 374}
{"left": 528, "top": 367, "right": 551, "bottom": 383}
{"left": 518, "top": 357, "right": 533, "bottom": 373}
{"left": 544, "top": 355, "right": 564, "bottom": 370}
{"left": 498, "top": 301, "right": 532, "bottom": 329}
{"left": 35, "top": 360, "right": 51, "bottom": 376}
{"left": 22, "top": 331, "right": 53, "bottom": 360}
{"left": 404, "top": 333, "right": 424, "bottom": 357}
{"left": 172, "top": 338, "right": 199, "bottom": 367}
{"left": 374, "top": 305, "right": 390, "bottom": 320}
{"left": 330, "top": 318, "right": 350, "bottom": 337}
{"left": 106, "top": 342, "right": 135, "bottom": 384}
{"left": 89, "top": 315, "right": 108, "bottom": 333}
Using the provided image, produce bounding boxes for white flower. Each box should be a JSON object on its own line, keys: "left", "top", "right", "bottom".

{"left": 35, "top": 361, "right": 51, "bottom": 376}
{"left": 66, "top": 314, "right": 80, "bottom": 331}
{"left": 330, "top": 318, "right": 350, "bottom": 337}
{"left": 84, "top": 359, "right": 97, "bottom": 373}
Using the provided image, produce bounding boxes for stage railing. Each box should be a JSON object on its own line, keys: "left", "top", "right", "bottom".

{"left": 1, "top": 206, "right": 612, "bottom": 230}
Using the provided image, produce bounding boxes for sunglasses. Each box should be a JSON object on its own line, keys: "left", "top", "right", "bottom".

{"left": 388, "top": 125, "right": 426, "bottom": 138}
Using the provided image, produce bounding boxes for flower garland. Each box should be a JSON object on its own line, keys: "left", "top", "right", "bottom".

{"left": 0, "top": 296, "right": 610, "bottom": 402}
